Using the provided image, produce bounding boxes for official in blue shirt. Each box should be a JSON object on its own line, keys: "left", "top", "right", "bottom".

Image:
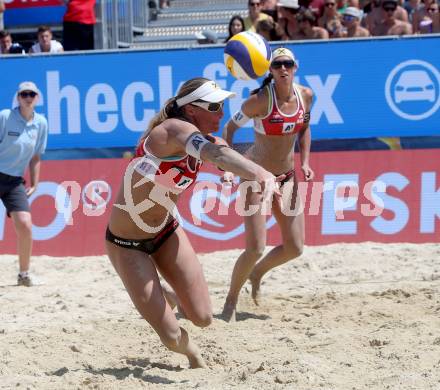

{"left": 0, "top": 81, "right": 48, "bottom": 287}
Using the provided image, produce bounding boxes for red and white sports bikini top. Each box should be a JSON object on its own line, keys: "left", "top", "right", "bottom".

{"left": 132, "top": 136, "right": 203, "bottom": 193}
{"left": 254, "top": 83, "right": 306, "bottom": 136}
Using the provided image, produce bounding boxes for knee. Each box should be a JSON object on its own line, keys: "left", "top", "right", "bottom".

{"left": 245, "top": 246, "right": 265, "bottom": 262}
{"left": 14, "top": 216, "right": 32, "bottom": 236}
{"left": 284, "top": 240, "right": 303, "bottom": 260}
{"left": 190, "top": 312, "right": 212, "bottom": 328}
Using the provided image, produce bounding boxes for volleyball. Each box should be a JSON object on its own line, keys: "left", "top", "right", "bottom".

{"left": 224, "top": 31, "right": 272, "bottom": 80}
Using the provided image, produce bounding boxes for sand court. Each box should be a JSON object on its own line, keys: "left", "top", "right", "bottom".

{"left": 1, "top": 242, "right": 439, "bottom": 389}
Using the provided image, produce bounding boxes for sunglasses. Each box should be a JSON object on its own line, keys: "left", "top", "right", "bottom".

{"left": 271, "top": 60, "right": 296, "bottom": 69}
{"left": 19, "top": 91, "right": 37, "bottom": 98}
{"left": 383, "top": 5, "right": 396, "bottom": 11}
{"left": 191, "top": 101, "right": 224, "bottom": 112}
{"left": 343, "top": 14, "right": 356, "bottom": 21}
{"left": 428, "top": 7, "right": 438, "bottom": 11}
{"left": 249, "top": 2, "right": 261, "bottom": 6}
{"left": 325, "top": 2, "right": 336, "bottom": 6}
{"left": 283, "top": 6, "right": 299, "bottom": 14}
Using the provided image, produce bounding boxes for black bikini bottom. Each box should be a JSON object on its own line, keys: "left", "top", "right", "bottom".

{"left": 106, "top": 219, "right": 179, "bottom": 254}
{"left": 278, "top": 169, "right": 295, "bottom": 187}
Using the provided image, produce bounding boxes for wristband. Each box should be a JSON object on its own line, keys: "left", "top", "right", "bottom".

{"left": 231, "top": 109, "right": 251, "bottom": 127}
{"left": 185, "top": 132, "right": 210, "bottom": 159}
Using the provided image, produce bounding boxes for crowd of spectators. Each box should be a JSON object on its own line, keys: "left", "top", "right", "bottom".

{"left": 0, "top": 0, "right": 438, "bottom": 56}
{"left": 227, "top": 0, "right": 440, "bottom": 42}
{"left": 0, "top": 0, "right": 95, "bottom": 56}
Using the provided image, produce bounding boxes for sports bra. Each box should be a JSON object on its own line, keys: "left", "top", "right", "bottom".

{"left": 254, "top": 83, "right": 306, "bottom": 136}
{"left": 132, "top": 136, "right": 203, "bottom": 193}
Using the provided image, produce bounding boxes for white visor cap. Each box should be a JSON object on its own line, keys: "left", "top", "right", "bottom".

{"left": 271, "top": 47, "right": 296, "bottom": 63}
{"left": 176, "top": 81, "right": 236, "bottom": 107}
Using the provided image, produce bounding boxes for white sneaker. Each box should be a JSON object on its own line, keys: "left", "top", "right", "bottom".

{"left": 17, "top": 274, "right": 44, "bottom": 287}
{"left": 17, "top": 274, "right": 33, "bottom": 287}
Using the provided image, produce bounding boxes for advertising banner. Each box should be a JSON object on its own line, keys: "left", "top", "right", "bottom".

{"left": 5, "top": 0, "right": 62, "bottom": 8}
{"left": 1, "top": 36, "right": 439, "bottom": 149}
{"left": 4, "top": 0, "right": 65, "bottom": 26}
{"left": 0, "top": 149, "right": 439, "bottom": 257}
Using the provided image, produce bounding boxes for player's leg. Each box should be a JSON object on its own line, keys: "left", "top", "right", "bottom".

{"left": 250, "top": 178, "right": 304, "bottom": 303}
{"left": 221, "top": 184, "right": 268, "bottom": 321}
{"left": 106, "top": 240, "right": 205, "bottom": 368}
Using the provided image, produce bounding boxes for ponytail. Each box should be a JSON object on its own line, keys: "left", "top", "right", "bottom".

{"left": 251, "top": 74, "right": 273, "bottom": 95}
{"left": 137, "top": 97, "right": 184, "bottom": 147}
{"left": 137, "top": 77, "right": 210, "bottom": 148}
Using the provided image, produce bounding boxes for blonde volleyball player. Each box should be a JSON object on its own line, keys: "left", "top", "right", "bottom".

{"left": 105, "top": 77, "right": 283, "bottom": 368}
{"left": 221, "top": 48, "right": 315, "bottom": 322}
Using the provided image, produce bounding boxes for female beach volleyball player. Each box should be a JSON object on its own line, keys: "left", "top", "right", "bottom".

{"left": 105, "top": 77, "right": 283, "bottom": 368}
{"left": 221, "top": 48, "right": 315, "bottom": 322}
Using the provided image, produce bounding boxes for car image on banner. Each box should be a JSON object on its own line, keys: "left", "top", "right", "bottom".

{"left": 394, "top": 70, "right": 436, "bottom": 104}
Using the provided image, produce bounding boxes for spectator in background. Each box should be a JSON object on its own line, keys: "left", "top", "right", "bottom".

{"left": 337, "top": 0, "right": 349, "bottom": 13}
{"left": 0, "top": 1, "right": 5, "bottom": 31}
{"left": 0, "top": 82, "right": 48, "bottom": 287}
{"left": 432, "top": 1, "right": 440, "bottom": 31}
{"left": 342, "top": 6, "right": 371, "bottom": 35}
{"left": 0, "top": 30, "right": 24, "bottom": 55}
{"left": 418, "top": 0, "right": 439, "bottom": 32}
{"left": 29, "top": 26, "right": 64, "bottom": 54}
{"left": 372, "top": 0, "right": 413, "bottom": 34}
{"left": 296, "top": 8, "right": 330, "bottom": 38}
{"left": 244, "top": 0, "right": 273, "bottom": 31}
{"left": 309, "top": 0, "right": 327, "bottom": 18}
{"left": 225, "top": 15, "right": 246, "bottom": 42}
{"left": 366, "top": 0, "right": 409, "bottom": 32}
{"left": 412, "top": 0, "right": 437, "bottom": 32}
{"left": 319, "top": 0, "right": 343, "bottom": 36}
{"left": 63, "top": 0, "right": 96, "bottom": 51}
{"left": 404, "top": 0, "right": 423, "bottom": 22}
{"left": 256, "top": 18, "right": 283, "bottom": 40}
{"left": 261, "top": 0, "right": 279, "bottom": 20}
{"left": 364, "top": 0, "right": 383, "bottom": 29}
{"left": 277, "top": 0, "right": 301, "bottom": 39}
{"left": 0, "top": 29, "right": 11, "bottom": 54}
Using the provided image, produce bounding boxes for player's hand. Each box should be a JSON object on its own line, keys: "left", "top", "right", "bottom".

{"left": 301, "top": 164, "right": 314, "bottom": 181}
{"left": 255, "top": 170, "right": 282, "bottom": 203}
{"left": 220, "top": 171, "right": 235, "bottom": 187}
{"left": 26, "top": 186, "right": 36, "bottom": 197}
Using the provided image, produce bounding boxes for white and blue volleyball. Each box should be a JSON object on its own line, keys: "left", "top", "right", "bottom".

{"left": 224, "top": 31, "right": 272, "bottom": 80}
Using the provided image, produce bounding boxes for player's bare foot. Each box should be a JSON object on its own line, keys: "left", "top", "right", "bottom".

{"left": 221, "top": 300, "right": 237, "bottom": 322}
{"left": 188, "top": 354, "right": 207, "bottom": 369}
{"left": 249, "top": 272, "right": 261, "bottom": 305}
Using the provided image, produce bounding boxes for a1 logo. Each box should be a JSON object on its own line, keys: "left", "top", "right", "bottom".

{"left": 176, "top": 175, "right": 193, "bottom": 189}
{"left": 282, "top": 123, "right": 295, "bottom": 133}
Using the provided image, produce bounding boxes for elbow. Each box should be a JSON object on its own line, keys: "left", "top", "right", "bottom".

{"left": 222, "top": 122, "right": 231, "bottom": 140}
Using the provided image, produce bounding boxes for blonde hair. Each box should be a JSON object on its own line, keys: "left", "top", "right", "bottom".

{"left": 137, "top": 77, "right": 210, "bottom": 147}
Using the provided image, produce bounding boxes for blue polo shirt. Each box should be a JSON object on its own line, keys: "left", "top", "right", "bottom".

{"left": 0, "top": 108, "right": 48, "bottom": 177}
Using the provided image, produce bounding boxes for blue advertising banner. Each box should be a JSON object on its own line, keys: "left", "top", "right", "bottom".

{"left": 4, "top": 6, "right": 65, "bottom": 27}
{"left": 1, "top": 36, "right": 439, "bottom": 149}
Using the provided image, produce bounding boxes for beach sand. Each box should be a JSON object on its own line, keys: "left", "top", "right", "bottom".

{"left": 1, "top": 243, "right": 439, "bottom": 390}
